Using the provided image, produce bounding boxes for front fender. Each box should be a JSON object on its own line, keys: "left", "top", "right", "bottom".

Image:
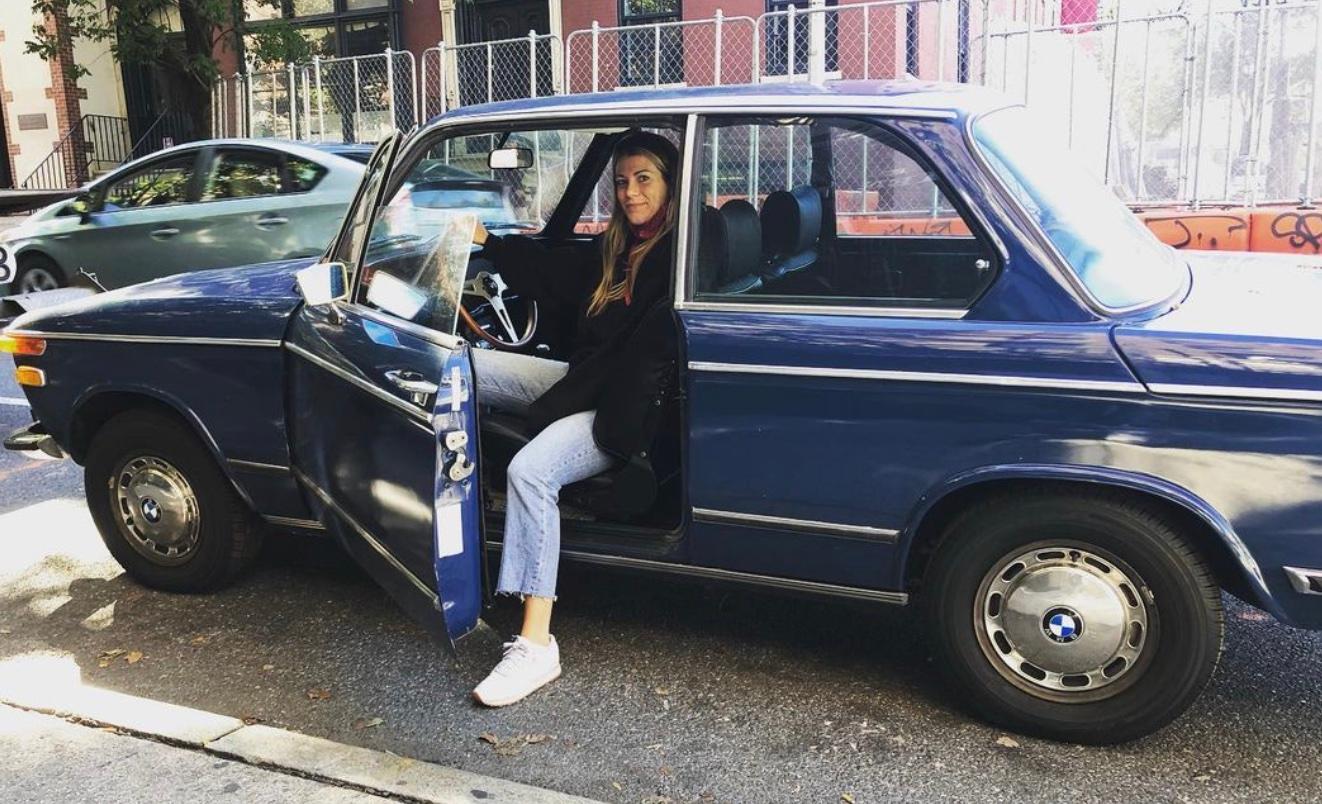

{"left": 900, "top": 462, "right": 1281, "bottom": 621}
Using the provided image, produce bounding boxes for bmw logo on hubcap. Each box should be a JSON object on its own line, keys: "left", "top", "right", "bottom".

{"left": 141, "top": 498, "right": 163, "bottom": 524}
{"left": 1043, "top": 607, "right": 1083, "bottom": 643}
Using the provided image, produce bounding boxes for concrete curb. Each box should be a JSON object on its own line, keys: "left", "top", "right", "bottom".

{"left": 0, "top": 678, "right": 598, "bottom": 804}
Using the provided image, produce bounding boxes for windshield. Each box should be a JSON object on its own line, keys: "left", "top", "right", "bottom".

{"left": 971, "top": 107, "right": 1185, "bottom": 310}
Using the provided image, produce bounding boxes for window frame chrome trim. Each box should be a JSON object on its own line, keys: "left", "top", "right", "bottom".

{"left": 1148, "top": 383, "right": 1322, "bottom": 405}
{"left": 675, "top": 299, "right": 968, "bottom": 319}
{"left": 227, "top": 458, "right": 291, "bottom": 474}
{"left": 438, "top": 100, "right": 958, "bottom": 130}
{"left": 3, "top": 329, "right": 281, "bottom": 348}
{"left": 284, "top": 340, "right": 432, "bottom": 428}
{"left": 673, "top": 113, "right": 701, "bottom": 311}
{"left": 692, "top": 507, "right": 900, "bottom": 543}
{"left": 689, "top": 360, "right": 1147, "bottom": 394}
{"left": 262, "top": 514, "right": 326, "bottom": 531}
{"left": 483, "top": 545, "right": 910, "bottom": 605}
{"left": 293, "top": 467, "right": 437, "bottom": 602}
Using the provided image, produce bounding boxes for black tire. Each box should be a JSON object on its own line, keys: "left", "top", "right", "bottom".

{"left": 14, "top": 254, "right": 64, "bottom": 293}
{"left": 923, "top": 491, "right": 1223, "bottom": 744}
{"left": 85, "top": 409, "right": 261, "bottom": 592}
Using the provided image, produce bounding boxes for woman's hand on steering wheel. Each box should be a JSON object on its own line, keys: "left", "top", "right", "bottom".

{"left": 460, "top": 271, "right": 539, "bottom": 349}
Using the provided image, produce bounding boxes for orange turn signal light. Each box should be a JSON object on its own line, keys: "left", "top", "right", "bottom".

{"left": 15, "top": 366, "right": 46, "bottom": 387}
{"left": 0, "top": 334, "right": 46, "bottom": 356}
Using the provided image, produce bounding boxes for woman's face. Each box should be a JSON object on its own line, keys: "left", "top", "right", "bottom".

{"left": 614, "top": 153, "right": 669, "bottom": 227}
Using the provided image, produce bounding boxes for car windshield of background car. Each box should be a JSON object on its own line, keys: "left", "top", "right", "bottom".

{"left": 971, "top": 107, "right": 1185, "bottom": 311}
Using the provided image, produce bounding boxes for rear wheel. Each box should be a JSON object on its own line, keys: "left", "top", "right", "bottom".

{"left": 923, "top": 492, "right": 1223, "bottom": 744}
{"left": 85, "top": 410, "right": 261, "bottom": 592}
{"left": 15, "top": 254, "right": 63, "bottom": 293}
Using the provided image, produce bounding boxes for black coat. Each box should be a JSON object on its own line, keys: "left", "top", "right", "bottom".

{"left": 480, "top": 233, "right": 677, "bottom": 460}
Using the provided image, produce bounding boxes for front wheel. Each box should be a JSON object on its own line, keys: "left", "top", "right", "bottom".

{"left": 14, "top": 254, "right": 64, "bottom": 293}
{"left": 923, "top": 492, "right": 1223, "bottom": 744}
{"left": 85, "top": 410, "right": 262, "bottom": 592}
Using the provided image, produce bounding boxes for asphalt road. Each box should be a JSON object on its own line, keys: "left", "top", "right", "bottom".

{"left": 2, "top": 368, "right": 1321, "bottom": 804}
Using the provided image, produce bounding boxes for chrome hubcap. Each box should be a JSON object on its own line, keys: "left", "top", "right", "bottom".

{"left": 976, "top": 544, "right": 1150, "bottom": 699}
{"left": 18, "top": 267, "right": 59, "bottom": 293}
{"left": 113, "top": 456, "right": 200, "bottom": 566}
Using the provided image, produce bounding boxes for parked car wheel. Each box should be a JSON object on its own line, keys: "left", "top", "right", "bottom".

{"left": 923, "top": 492, "right": 1223, "bottom": 744}
{"left": 14, "top": 254, "right": 64, "bottom": 293}
{"left": 85, "top": 410, "right": 262, "bottom": 592}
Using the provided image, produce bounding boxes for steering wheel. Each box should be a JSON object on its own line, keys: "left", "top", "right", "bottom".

{"left": 459, "top": 271, "right": 539, "bottom": 349}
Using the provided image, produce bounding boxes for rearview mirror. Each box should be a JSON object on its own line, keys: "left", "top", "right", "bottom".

{"left": 488, "top": 147, "right": 533, "bottom": 170}
{"left": 295, "top": 261, "right": 349, "bottom": 307}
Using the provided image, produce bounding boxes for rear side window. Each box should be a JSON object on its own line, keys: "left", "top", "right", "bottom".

{"left": 692, "top": 116, "right": 996, "bottom": 310}
{"left": 202, "top": 150, "right": 283, "bottom": 200}
{"left": 102, "top": 153, "right": 196, "bottom": 210}
{"left": 287, "top": 157, "right": 327, "bottom": 193}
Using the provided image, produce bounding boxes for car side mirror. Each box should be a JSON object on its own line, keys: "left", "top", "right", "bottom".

{"left": 488, "top": 147, "right": 533, "bottom": 170}
{"left": 69, "top": 192, "right": 94, "bottom": 222}
{"left": 295, "top": 261, "right": 349, "bottom": 307}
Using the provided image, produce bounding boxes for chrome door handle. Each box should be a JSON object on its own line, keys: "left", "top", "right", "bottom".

{"left": 384, "top": 369, "right": 438, "bottom": 406}
{"left": 150, "top": 227, "right": 180, "bottom": 239}
{"left": 256, "top": 215, "right": 289, "bottom": 228}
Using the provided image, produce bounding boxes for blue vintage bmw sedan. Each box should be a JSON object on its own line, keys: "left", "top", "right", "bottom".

{"left": 4, "top": 82, "right": 1322, "bottom": 744}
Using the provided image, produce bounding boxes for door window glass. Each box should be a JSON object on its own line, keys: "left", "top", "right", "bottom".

{"left": 287, "top": 157, "right": 328, "bottom": 193}
{"left": 692, "top": 117, "right": 996, "bottom": 309}
{"left": 102, "top": 153, "right": 196, "bottom": 210}
{"left": 202, "top": 150, "right": 283, "bottom": 200}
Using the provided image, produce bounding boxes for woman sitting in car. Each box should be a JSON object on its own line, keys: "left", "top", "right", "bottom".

{"left": 467, "top": 130, "right": 679, "bottom": 707}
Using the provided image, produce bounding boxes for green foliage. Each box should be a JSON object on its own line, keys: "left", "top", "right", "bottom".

{"left": 25, "top": 0, "right": 311, "bottom": 85}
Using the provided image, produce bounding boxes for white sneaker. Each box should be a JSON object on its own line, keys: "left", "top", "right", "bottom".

{"left": 472, "top": 635, "right": 562, "bottom": 707}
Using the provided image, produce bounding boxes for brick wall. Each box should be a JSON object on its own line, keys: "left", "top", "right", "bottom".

{"left": 0, "top": 27, "right": 16, "bottom": 187}
{"left": 41, "top": 0, "right": 86, "bottom": 186}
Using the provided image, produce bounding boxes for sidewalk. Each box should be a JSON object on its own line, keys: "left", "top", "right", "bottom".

{"left": 0, "top": 663, "right": 600, "bottom": 804}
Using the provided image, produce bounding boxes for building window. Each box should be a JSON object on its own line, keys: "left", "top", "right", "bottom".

{"left": 619, "top": 0, "right": 683, "bottom": 87}
{"left": 763, "top": 0, "right": 838, "bottom": 77}
{"left": 243, "top": 0, "right": 392, "bottom": 61}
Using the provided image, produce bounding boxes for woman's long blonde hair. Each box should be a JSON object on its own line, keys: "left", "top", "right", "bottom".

{"left": 586, "top": 134, "right": 679, "bottom": 316}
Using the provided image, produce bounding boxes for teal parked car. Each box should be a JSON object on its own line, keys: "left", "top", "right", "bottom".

{"left": 0, "top": 140, "right": 371, "bottom": 294}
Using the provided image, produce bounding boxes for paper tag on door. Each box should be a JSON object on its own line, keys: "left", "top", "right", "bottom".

{"left": 436, "top": 502, "right": 464, "bottom": 558}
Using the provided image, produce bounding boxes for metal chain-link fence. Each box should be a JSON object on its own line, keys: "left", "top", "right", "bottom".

{"left": 564, "top": 13, "right": 758, "bottom": 93}
{"left": 421, "top": 33, "right": 561, "bottom": 122}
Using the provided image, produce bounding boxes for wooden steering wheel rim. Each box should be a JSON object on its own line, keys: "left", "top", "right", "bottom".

{"left": 459, "top": 299, "right": 539, "bottom": 350}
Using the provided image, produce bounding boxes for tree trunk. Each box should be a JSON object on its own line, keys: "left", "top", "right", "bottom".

{"left": 177, "top": 0, "right": 216, "bottom": 138}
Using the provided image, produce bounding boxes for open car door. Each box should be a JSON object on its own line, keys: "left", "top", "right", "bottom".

{"left": 285, "top": 133, "right": 484, "bottom": 649}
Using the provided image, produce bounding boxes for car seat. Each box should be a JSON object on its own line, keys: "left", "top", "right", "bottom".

{"left": 759, "top": 186, "right": 822, "bottom": 284}
{"left": 696, "top": 200, "right": 765, "bottom": 296}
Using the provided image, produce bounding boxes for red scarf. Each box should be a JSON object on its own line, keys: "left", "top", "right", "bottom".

{"left": 619, "top": 209, "right": 666, "bottom": 305}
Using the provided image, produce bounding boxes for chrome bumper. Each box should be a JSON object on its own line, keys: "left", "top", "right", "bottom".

{"left": 3, "top": 421, "right": 66, "bottom": 459}
{"left": 1284, "top": 566, "right": 1322, "bottom": 596}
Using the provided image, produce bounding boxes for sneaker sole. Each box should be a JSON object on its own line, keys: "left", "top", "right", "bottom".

{"left": 472, "top": 665, "right": 562, "bottom": 708}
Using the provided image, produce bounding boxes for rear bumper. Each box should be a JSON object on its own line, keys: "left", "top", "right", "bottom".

{"left": 4, "top": 421, "right": 66, "bottom": 459}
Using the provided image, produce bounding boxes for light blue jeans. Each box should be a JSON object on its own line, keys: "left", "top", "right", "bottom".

{"left": 471, "top": 348, "right": 615, "bottom": 599}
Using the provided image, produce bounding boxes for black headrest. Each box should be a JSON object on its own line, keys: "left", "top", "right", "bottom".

{"left": 697, "top": 200, "right": 763, "bottom": 290}
{"left": 760, "top": 187, "right": 822, "bottom": 258}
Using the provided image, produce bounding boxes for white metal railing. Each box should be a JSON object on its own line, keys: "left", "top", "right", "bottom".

{"left": 207, "top": 0, "right": 1322, "bottom": 207}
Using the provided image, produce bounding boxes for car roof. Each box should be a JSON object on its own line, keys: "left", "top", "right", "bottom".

{"left": 89, "top": 138, "right": 367, "bottom": 188}
{"left": 433, "top": 79, "right": 1016, "bottom": 127}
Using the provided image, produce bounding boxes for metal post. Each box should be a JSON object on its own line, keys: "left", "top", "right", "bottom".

{"left": 980, "top": 0, "right": 992, "bottom": 85}
{"left": 786, "top": 126, "right": 795, "bottom": 189}
{"left": 808, "top": 0, "right": 826, "bottom": 84}
{"left": 710, "top": 128, "right": 720, "bottom": 203}
{"left": 863, "top": 5, "right": 871, "bottom": 80}
{"left": 287, "top": 62, "right": 297, "bottom": 137}
{"left": 1103, "top": 4, "right": 1124, "bottom": 185}
{"left": 1223, "top": 11, "right": 1243, "bottom": 201}
{"left": 715, "top": 9, "right": 725, "bottom": 85}
{"left": 1305, "top": 1, "right": 1322, "bottom": 204}
{"left": 591, "top": 21, "right": 601, "bottom": 93}
{"left": 1066, "top": 34, "right": 1077, "bottom": 148}
{"left": 529, "top": 30, "right": 539, "bottom": 97}
{"left": 1176, "top": 21, "right": 1195, "bottom": 201}
{"left": 1191, "top": 0, "right": 1215, "bottom": 207}
{"left": 750, "top": 125, "right": 760, "bottom": 201}
{"left": 302, "top": 66, "right": 313, "bottom": 141}
{"left": 314, "top": 55, "right": 325, "bottom": 139}
{"left": 353, "top": 58, "right": 361, "bottom": 139}
{"left": 788, "top": 6, "right": 798, "bottom": 81}
{"left": 1135, "top": 18, "right": 1153, "bottom": 200}
{"left": 937, "top": 0, "right": 948, "bottom": 82}
{"left": 245, "top": 70, "right": 254, "bottom": 138}
{"left": 1245, "top": 1, "right": 1269, "bottom": 206}
{"left": 1023, "top": 0, "right": 1034, "bottom": 103}
{"left": 653, "top": 22, "right": 662, "bottom": 86}
{"left": 486, "top": 42, "right": 495, "bottom": 103}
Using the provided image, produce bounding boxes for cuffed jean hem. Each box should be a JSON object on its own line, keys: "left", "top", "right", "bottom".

{"left": 493, "top": 589, "right": 558, "bottom": 603}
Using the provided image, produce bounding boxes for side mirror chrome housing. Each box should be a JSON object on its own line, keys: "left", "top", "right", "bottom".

{"left": 295, "top": 261, "right": 349, "bottom": 307}
{"left": 488, "top": 147, "right": 533, "bottom": 170}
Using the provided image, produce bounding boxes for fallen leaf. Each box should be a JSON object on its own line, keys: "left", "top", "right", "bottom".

{"left": 190, "top": 635, "right": 210, "bottom": 646}
{"left": 996, "top": 736, "right": 1021, "bottom": 749}
{"left": 524, "top": 733, "right": 551, "bottom": 744}
{"left": 125, "top": 651, "right": 144, "bottom": 665}
{"left": 305, "top": 688, "right": 332, "bottom": 701}
{"left": 96, "top": 649, "right": 125, "bottom": 668}
{"left": 352, "top": 717, "right": 384, "bottom": 731}
{"left": 479, "top": 732, "right": 499, "bottom": 745}
{"left": 842, "top": 794, "right": 856, "bottom": 804}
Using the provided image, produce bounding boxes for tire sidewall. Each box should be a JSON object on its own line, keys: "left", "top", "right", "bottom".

{"left": 926, "top": 496, "right": 1222, "bottom": 744}
{"left": 16, "top": 255, "right": 64, "bottom": 293}
{"left": 86, "top": 412, "right": 246, "bottom": 592}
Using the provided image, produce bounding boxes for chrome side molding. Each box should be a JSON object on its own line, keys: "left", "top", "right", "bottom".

{"left": 1283, "top": 566, "right": 1322, "bottom": 595}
